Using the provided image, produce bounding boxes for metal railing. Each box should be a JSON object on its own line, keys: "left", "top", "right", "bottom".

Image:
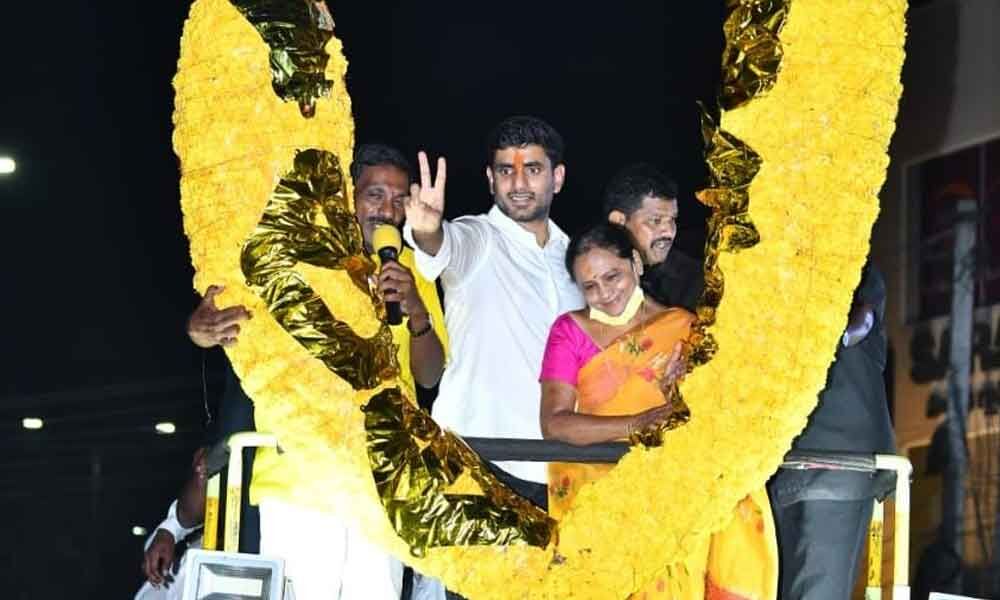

{"left": 203, "top": 434, "right": 912, "bottom": 600}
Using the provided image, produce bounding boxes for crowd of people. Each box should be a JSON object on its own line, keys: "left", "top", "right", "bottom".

{"left": 138, "top": 116, "right": 893, "bottom": 600}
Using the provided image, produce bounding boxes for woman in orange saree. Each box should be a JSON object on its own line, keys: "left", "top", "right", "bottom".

{"left": 539, "top": 223, "right": 777, "bottom": 599}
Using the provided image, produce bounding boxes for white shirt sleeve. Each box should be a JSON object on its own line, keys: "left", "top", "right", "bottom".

{"left": 144, "top": 499, "right": 200, "bottom": 551}
{"left": 403, "top": 217, "right": 490, "bottom": 287}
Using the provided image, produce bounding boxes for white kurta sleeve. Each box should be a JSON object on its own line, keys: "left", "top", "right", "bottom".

{"left": 403, "top": 217, "right": 489, "bottom": 287}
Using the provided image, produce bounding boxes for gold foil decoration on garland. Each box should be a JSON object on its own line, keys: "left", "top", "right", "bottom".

{"left": 201, "top": 0, "right": 555, "bottom": 565}
{"left": 228, "top": 0, "right": 337, "bottom": 117}
{"left": 364, "top": 388, "right": 554, "bottom": 555}
{"left": 174, "top": 0, "right": 907, "bottom": 594}
{"left": 628, "top": 382, "right": 691, "bottom": 447}
{"left": 687, "top": 0, "right": 788, "bottom": 369}
{"left": 719, "top": 0, "right": 789, "bottom": 110}
{"left": 241, "top": 148, "right": 400, "bottom": 389}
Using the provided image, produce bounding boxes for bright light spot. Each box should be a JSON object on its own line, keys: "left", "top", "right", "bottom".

{"left": 132, "top": 526, "right": 148, "bottom": 537}
{"left": 22, "top": 417, "right": 43, "bottom": 430}
{"left": 155, "top": 421, "right": 176, "bottom": 435}
{"left": 0, "top": 157, "right": 15, "bottom": 175}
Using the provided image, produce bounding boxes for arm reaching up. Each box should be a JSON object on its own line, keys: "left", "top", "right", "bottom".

{"left": 402, "top": 150, "right": 490, "bottom": 286}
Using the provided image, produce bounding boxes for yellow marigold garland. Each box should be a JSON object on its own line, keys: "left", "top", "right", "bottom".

{"left": 173, "top": 0, "right": 906, "bottom": 597}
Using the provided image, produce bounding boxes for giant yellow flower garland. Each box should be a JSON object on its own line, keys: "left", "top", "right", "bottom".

{"left": 173, "top": 0, "right": 906, "bottom": 597}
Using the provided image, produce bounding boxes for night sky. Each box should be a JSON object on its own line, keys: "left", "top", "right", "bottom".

{"left": 1, "top": 2, "right": 722, "bottom": 596}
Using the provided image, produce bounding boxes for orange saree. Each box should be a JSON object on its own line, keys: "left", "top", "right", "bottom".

{"left": 545, "top": 309, "right": 778, "bottom": 599}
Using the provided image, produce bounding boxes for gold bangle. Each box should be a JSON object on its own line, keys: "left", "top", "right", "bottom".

{"left": 625, "top": 421, "right": 634, "bottom": 438}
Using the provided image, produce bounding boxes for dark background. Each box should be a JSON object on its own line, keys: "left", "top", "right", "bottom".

{"left": 0, "top": 2, "right": 722, "bottom": 597}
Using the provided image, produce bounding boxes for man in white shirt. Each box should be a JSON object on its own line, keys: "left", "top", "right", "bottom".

{"left": 403, "top": 115, "right": 584, "bottom": 507}
{"left": 137, "top": 449, "right": 206, "bottom": 598}
{"left": 135, "top": 500, "right": 202, "bottom": 600}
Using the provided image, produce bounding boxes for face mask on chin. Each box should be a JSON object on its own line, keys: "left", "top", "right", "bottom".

{"left": 589, "top": 282, "right": 644, "bottom": 326}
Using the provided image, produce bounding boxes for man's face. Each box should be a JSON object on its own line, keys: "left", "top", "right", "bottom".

{"left": 353, "top": 164, "right": 409, "bottom": 252}
{"left": 610, "top": 195, "right": 678, "bottom": 265}
{"left": 486, "top": 144, "right": 565, "bottom": 224}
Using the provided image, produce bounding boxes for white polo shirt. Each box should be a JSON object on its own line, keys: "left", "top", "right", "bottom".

{"left": 404, "top": 206, "right": 584, "bottom": 483}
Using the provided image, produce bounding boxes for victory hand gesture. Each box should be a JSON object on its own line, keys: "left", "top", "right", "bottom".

{"left": 405, "top": 151, "right": 447, "bottom": 235}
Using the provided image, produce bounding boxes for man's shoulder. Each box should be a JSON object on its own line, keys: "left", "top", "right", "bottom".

{"left": 456, "top": 211, "right": 492, "bottom": 221}
{"left": 438, "top": 212, "right": 498, "bottom": 241}
{"left": 453, "top": 212, "right": 494, "bottom": 227}
{"left": 669, "top": 249, "right": 702, "bottom": 273}
{"left": 642, "top": 250, "right": 705, "bottom": 311}
{"left": 645, "top": 250, "right": 702, "bottom": 281}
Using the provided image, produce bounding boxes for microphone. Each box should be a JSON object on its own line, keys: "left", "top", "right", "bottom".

{"left": 372, "top": 224, "right": 404, "bottom": 325}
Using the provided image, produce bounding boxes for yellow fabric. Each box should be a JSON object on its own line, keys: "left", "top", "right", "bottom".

{"left": 548, "top": 311, "right": 777, "bottom": 599}
{"left": 251, "top": 246, "right": 447, "bottom": 505}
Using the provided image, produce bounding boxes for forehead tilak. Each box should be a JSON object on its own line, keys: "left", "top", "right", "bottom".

{"left": 513, "top": 149, "right": 524, "bottom": 172}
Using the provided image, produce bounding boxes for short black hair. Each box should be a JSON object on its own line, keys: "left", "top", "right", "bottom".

{"left": 602, "top": 163, "right": 679, "bottom": 217}
{"left": 486, "top": 115, "right": 565, "bottom": 168}
{"left": 565, "top": 222, "right": 635, "bottom": 282}
{"left": 349, "top": 143, "right": 412, "bottom": 185}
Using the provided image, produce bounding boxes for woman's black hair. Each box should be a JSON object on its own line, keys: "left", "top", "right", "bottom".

{"left": 565, "top": 222, "right": 635, "bottom": 282}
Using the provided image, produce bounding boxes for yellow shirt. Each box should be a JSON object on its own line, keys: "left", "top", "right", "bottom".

{"left": 249, "top": 246, "right": 447, "bottom": 505}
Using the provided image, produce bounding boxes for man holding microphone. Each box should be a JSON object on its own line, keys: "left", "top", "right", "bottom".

{"left": 181, "top": 142, "right": 446, "bottom": 599}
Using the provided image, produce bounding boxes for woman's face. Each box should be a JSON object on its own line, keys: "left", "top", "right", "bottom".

{"left": 573, "top": 247, "right": 641, "bottom": 317}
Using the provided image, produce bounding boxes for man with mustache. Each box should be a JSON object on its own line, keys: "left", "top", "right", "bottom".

{"left": 183, "top": 142, "right": 446, "bottom": 599}
{"left": 602, "top": 163, "right": 704, "bottom": 312}
{"left": 602, "top": 163, "right": 893, "bottom": 598}
{"left": 404, "top": 115, "right": 584, "bottom": 511}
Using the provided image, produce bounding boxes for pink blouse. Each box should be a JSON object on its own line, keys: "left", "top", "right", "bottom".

{"left": 539, "top": 313, "right": 601, "bottom": 387}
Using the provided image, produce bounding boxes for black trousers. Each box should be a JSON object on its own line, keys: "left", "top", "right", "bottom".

{"left": 772, "top": 498, "right": 873, "bottom": 600}
{"left": 444, "top": 463, "right": 547, "bottom": 600}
